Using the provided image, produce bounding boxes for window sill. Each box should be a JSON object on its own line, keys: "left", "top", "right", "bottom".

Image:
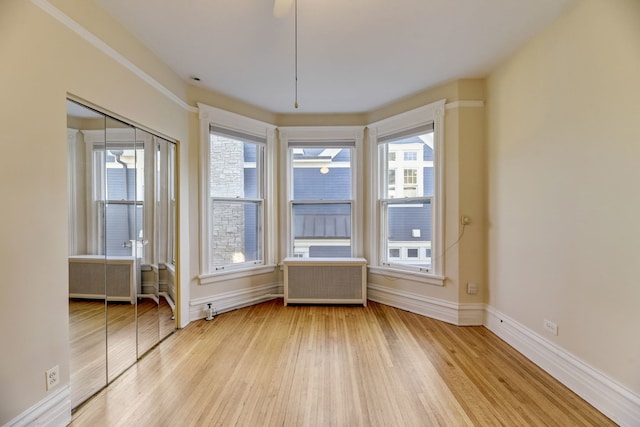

{"left": 367, "top": 266, "right": 445, "bottom": 287}
{"left": 198, "top": 264, "right": 277, "bottom": 285}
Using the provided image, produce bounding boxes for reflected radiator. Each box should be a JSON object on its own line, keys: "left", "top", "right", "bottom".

{"left": 283, "top": 257, "right": 367, "bottom": 306}
{"left": 68, "top": 255, "right": 136, "bottom": 304}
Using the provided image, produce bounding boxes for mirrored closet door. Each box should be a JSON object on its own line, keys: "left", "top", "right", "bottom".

{"left": 67, "top": 100, "right": 177, "bottom": 408}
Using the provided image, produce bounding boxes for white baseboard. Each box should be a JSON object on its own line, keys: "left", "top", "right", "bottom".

{"left": 457, "top": 301, "right": 486, "bottom": 326}
{"left": 189, "top": 282, "right": 281, "bottom": 322}
{"left": 485, "top": 306, "right": 640, "bottom": 427}
{"left": 6, "top": 385, "right": 71, "bottom": 427}
{"left": 367, "top": 283, "right": 484, "bottom": 326}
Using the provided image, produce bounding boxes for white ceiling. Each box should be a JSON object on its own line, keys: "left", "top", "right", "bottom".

{"left": 95, "top": 0, "right": 574, "bottom": 114}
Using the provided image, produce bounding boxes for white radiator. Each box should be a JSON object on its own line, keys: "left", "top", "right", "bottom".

{"left": 283, "top": 257, "right": 367, "bottom": 306}
{"left": 68, "top": 255, "right": 137, "bottom": 304}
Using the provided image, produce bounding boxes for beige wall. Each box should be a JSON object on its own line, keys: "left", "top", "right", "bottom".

{"left": 486, "top": 0, "right": 640, "bottom": 393}
{"left": 0, "top": 0, "right": 190, "bottom": 423}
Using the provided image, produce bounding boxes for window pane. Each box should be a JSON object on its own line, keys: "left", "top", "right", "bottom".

{"left": 383, "top": 131, "right": 434, "bottom": 199}
{"left": 292, "top": 148, "right": 351, "bottom": 200}
{"left": 404, "top": 151, "right": 417, "bottom": 161}
{"left": 105, "top": 148, "right": 144, "bottom": 201}
{"left": 292, "top": 203, "right": 351, "bottom": 258}
{"left": 103, "top": 203, "right": 143, "bottom": 257}
{"left": 210, "top": 200, "right": 262, "bottom": 268}
{"left": 210, "top": 134, "right": 259, "bottom": 199}
{"left": 97, "top": 147, "right": 145, "bottom": 258}
{"left": 383, "top": 199, "right": 432, "bottom": 268}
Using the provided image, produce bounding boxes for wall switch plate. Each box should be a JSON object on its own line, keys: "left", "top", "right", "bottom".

{"left": 544, "top": 319, "right": 558, "bottom": 336}
{"left": 45, "top": 365, "right": 59, "bottom": 390}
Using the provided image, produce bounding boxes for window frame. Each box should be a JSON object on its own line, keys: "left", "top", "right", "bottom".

{"left": 368, "top": 99, "right": 446, "bottom": 285}
{"left": 198, "top": 104, "right": 277, "bottom": 284}
{"left": 279, "top": 126, "right": 364, "bottom": 260}
{"left": 81, "top": 128, "right": 154, "bottom": 263}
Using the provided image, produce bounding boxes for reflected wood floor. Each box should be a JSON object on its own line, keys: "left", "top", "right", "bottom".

{"left": 71, "top": 300, "right": 614, "bottom": 426}
{"left": 69, "top": 299, "right": 171, "bottom": 408}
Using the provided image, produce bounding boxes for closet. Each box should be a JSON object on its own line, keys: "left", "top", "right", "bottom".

{"left": 66, "top": 99, "right": 177, "bottom": 408}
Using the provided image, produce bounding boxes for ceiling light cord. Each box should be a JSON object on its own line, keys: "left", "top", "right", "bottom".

{"left": 294, "top": 0, "right": 299, "bottom": 109}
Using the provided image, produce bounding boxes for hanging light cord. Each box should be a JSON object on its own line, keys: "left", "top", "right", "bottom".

{"left": 294, "top": 0, "right": 299, "bottom": 109}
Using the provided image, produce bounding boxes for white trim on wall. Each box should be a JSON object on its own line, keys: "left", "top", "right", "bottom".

{"left": 485, "top": 306, "right": 640, "bottom": 427}
{"left": 367, "top": 283, "right": 484, "bottom": 326}
{"left": 444, "top": 100, "right": 485, "bottom": 110}
{"left": 31, "top": 0, "right": 196, "bottom": 113}
{"left": 189, "top": 282, "right": 280, "bottom": 322}
{"left": 67, "top": 129, "right": 79, "bottom": 256}
{"left": 6, "top": 385, "right": 71, "bottom": 427}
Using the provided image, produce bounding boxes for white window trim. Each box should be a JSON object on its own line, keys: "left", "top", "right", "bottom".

{"left": 197, "top": 103, "right": 277, "bottom": 284}
{"left": 81, "top": 128, "right": 154, "bottom": 262}
{"left": 279, "top": 126, "right": 365, "bottom": 260}
{"left": 367, "top": 99, "right": 446, "bottom": 286}
{"left": 67, "top": 129, "right": 79, "bottom": 256}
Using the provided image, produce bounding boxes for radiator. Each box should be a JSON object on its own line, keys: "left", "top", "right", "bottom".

{"left": 283, "top": 257, "right": 367, "bottom": 306}
{"left": 68, "top": 255, "right": 137, "bottom": 304}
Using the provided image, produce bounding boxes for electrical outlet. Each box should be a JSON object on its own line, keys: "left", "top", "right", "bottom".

{"left": 543, "top": 319, "right": 558, "bottom": 336}
{"left": 45, "top": 365, "right": 59, "bottom": 390}
{"left": 466, "top": 282, "right": 478, "bottom": 294}
{"left": 461, "top": 215, "right": 471, "bottom": 225}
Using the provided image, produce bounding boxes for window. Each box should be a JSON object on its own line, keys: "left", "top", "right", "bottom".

{"left": 388, "top": 169, "right": 396, "bottom": 183}
{"left": 404, "top": 151, "right": 417, "bottom": 161}
{"left": 368, "top": 100, "right": 445, "bottom": 281}
{"left": 82, "top": 125, "right": 151, "bottom": 262}
{"left": 280, "top": 127, "right": 364, "bottom": 259}
{"left": 403, "top": 168, "right": 417, "bottom": 185}
{"left": 208, "top": 132, "right": 263, "bottom": 270}
{"left": 77, "top": 117, "right": 176, "bottom": 270}
{"left": 198, "top": 104, "right": 276, "bottom": 281}
{"left": 290, "top": 145, "right": 352, "bottom": 258}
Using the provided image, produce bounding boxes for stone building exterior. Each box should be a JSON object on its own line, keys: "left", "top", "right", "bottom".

{"left": 210, "top": 135, "right": 245, "bottom": 268}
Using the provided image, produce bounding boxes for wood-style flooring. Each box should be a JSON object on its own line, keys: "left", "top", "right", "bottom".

{"left": 69, "top": 298, "right": 175, "bottom": 408}
{"left": 70, "top": 299, "right": 614, "bottom": 426}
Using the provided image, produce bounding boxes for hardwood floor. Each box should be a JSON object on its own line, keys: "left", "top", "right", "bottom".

{"left": 69, "top": 300, "right": 107, "bottom": 407}
{"left": 69, "top": 298, "right": 174, "bottom": 408}
{"left": 70, "top": 300, "right": 614, "bottom": 426}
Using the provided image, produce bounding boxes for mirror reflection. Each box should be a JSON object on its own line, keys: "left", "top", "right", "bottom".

{"left": 67, "top": 99, "right": 177, "bottom": 408}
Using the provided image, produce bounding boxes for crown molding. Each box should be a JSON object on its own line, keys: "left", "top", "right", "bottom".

{"left": 31, "top": 0, "right": 197, "bottom": 113}
{"left": 445, "top": 100, "right": 485, "bottom": 110}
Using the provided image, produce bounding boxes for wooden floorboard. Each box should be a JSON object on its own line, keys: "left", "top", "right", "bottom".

{"left": 70, "top": 299, "right": 614, "bottom": 427}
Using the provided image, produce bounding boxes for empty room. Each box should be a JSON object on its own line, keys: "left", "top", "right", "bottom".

{"left": 1, "top": 0, "right": 638, "bottom": 426}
